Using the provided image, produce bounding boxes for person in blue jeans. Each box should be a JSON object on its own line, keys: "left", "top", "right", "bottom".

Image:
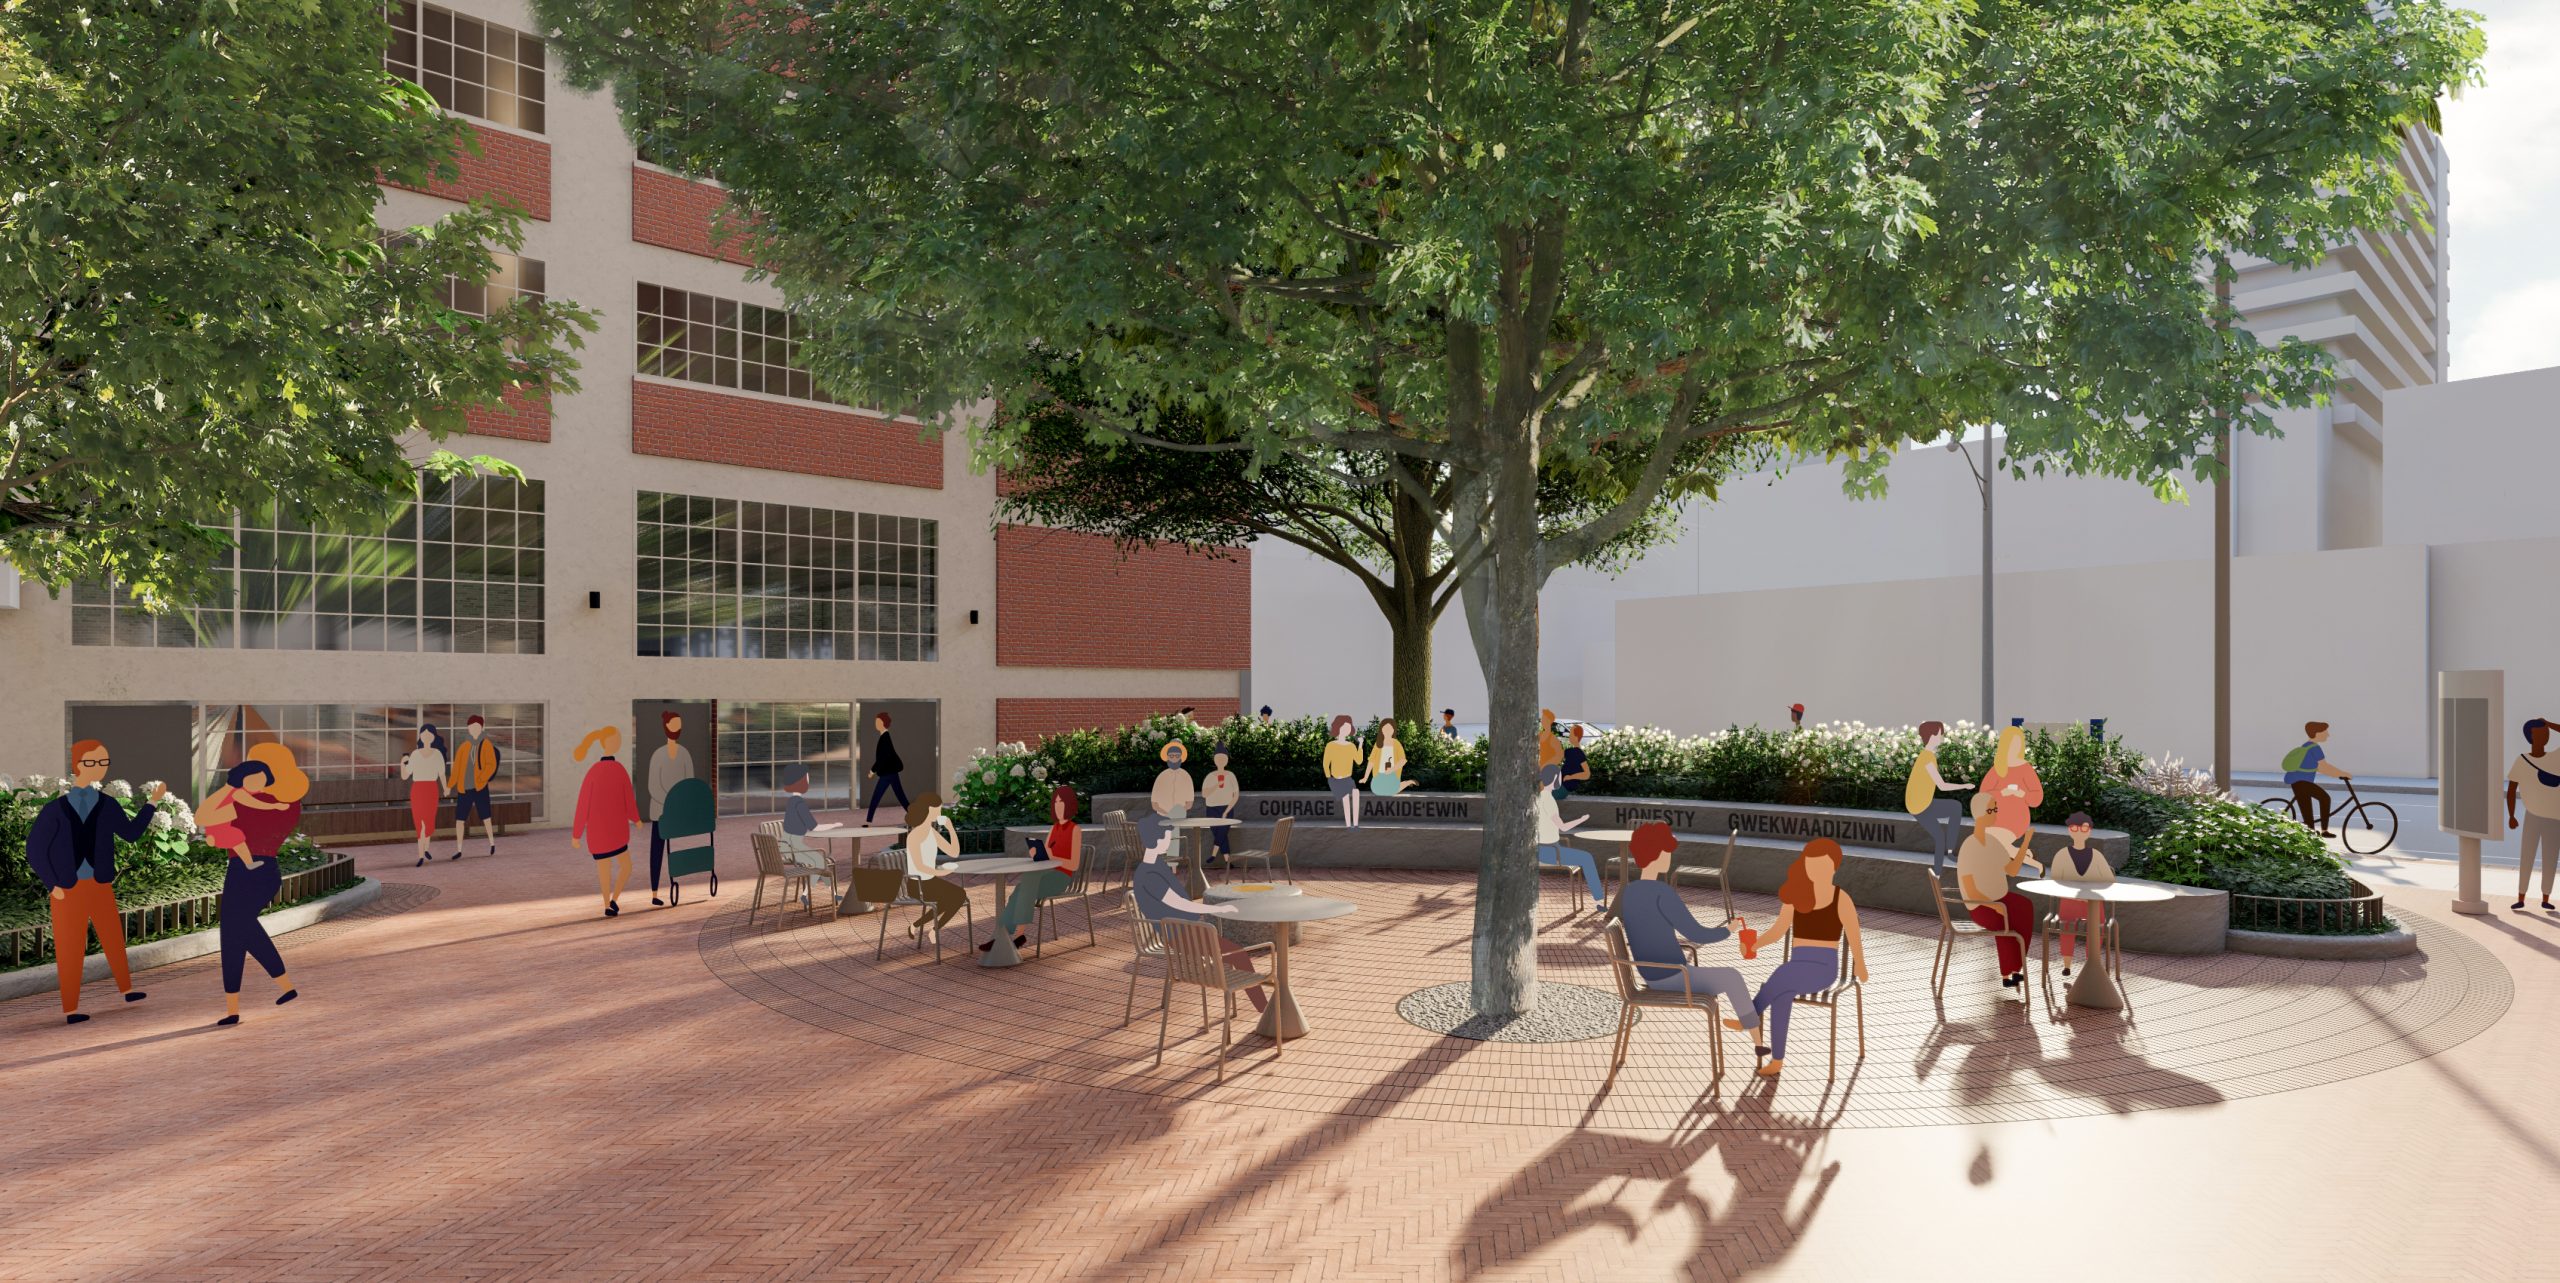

{"left": 1611, "top": 822, "right": 1756, "bottom": 1023}
{"left": 1728, "top": 838, "right": 1868, "bottom": 1078}
{"left": 1534, "top": 765, "right": 1606, "bottom": 906}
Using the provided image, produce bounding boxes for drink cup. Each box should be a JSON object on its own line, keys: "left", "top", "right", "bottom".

{"left": 1739, "top": 926, "right": 1760, "bottom": 960}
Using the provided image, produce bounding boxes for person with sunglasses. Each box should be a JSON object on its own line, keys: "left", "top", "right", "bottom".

{"left": 25, "top": 740, "right": 168, "bottom": 1025}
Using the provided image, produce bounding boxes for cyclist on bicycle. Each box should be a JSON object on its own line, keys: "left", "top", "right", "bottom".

{"left": 2281, "top": 721, "right": 2351, "bottom": 838}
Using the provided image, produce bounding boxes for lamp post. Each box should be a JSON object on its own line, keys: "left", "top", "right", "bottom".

{"left": 1952, "top": 429, "right": 1995, "bottom": 727}
{"left": 2213, "top": 261, "right": 2234, "bottom": 792}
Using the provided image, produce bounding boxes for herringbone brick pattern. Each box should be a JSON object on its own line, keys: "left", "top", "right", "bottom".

{"left": 4, "top": 821, "right": 2556, "bottom": 1283}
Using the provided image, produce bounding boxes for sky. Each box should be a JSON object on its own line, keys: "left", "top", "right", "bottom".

{"left": 2442, "top": 0, "right": 2560, "bottom": 380}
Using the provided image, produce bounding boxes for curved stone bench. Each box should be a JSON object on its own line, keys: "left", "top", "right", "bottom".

{"left": 1069, "top": 789, "right": 2228, "bottom": 954}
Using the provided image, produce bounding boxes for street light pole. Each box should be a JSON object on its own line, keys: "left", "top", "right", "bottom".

{"left": 2213, "top": 261, "right": 2234, "bottom": 793}
{"left": 1981, "top": 427, "right": 1995, "bottom": 729}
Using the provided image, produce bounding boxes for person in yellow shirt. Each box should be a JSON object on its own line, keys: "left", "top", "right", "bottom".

{"left": 1322, "top": 715, "right": 1364, "bottom": 828}
{"left": 1364, "top": 719, "right": 1416, "bottom": 796}
{"left": 1537, "top": 708, "right": 1564, "bottom": 771}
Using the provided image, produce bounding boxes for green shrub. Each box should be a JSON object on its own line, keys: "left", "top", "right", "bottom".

{"left": 2125, "top": 796, "right": 2353, "bottom": 900}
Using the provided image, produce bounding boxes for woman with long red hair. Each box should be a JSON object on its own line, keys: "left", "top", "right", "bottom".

{"left": 1726, "top": 838, "right": 1868, "bottom": 1078}
{"left": 987, "top": 784, "right": 1082, "bottom": 954}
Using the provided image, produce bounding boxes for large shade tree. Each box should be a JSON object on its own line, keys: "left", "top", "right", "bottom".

{"left": 543, "top": 0, "right": 2481, "bottom": 1014}
{"left": 995, "top": 361, "right": 1757, "bottom": 731}
{"left": 0, "top": 0, "right": 593, "bottom": 606}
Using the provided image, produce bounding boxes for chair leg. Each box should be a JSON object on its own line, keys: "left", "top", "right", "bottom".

{"left": 1827, "top": 1002, "right": 1839, "bottom": 1081}
{"left": 1855, "top": 984, "right": 1866, "bottom": 1057}
{"left": 747, "top": 875, "right": 763, "bottom": 925}
{"left": 1216, "top": 997, "right": 1231, "bottom": 1084}
{"left": 1083, "top": 893, "right": 1097, "bottom": 947}
{"left": 876, "top": 899, "right": 893, "bottom": 961}
{"left": 1125, "top": 958, "right": 1142, "bottom": 1025}
{"left": 1155, "top": 972, "right": 1173, "bottom": 1067}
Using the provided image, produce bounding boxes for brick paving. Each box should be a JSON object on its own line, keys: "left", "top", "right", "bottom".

{"left": 4, "top": 818, "right": 2558, "bottom": 1282}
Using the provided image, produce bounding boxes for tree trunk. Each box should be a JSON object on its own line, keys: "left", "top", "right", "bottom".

{"left": 1386, "top": 478, "right": 1439, "bottom": 734}
{"left": 1468, "top": 406, "right": 1546, "bottom": 1017}
{"left": 1388, "top": 599, "right": 1434, "bottom": 737}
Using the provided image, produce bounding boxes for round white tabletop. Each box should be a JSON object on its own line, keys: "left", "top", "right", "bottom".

{"left": 807, "top": 824, "right": 906, "bottom": 840}
{"left": 1206, "top": 883, "right": 1302, "bottom": 901}
{"left": 1170, "top": 816, "right": 1243, "bottom": 828}
{"left": 2015, "top": 878, "right": 2175, "bottom": 903}
{"left": 1575, "top": 828, "right": 1638, "bottom": 843}
{"left": 1218, "top": 895, "right": 1358, "bottom": 925}
{"left": 945, "top": 857, "right": 1047, "bottom": 877}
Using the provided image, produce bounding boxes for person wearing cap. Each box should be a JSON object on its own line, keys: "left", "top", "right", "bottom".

{"left": 1788, "top": 703, "right": 1805, "bottom": 730}
{"left": 2509, "top": 718, "right": 2560, "bottom": 911}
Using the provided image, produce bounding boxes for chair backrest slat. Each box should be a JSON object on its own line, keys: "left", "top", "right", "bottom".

{"left": 1159, "top": 919, "right": 1230, "bottom": 987}
{"left": 1601, "top": 921, "right": 1643, "bottom": 1002}
{"left": 1270, "top": 815, "right": 1293, "bottom": 854}
{"left": 749, "top": 831, "right": 786, "bottom": 876}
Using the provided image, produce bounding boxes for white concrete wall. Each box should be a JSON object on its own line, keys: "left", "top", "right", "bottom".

{"left": 1613, "top": 545, "right": 2433, "bottom": 777}
{"left": 2384, "top": 364, "right": 2560, "bottom": 546}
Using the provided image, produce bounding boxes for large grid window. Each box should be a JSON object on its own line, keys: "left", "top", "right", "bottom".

{"left": 383, "top": 3, "right": 547, "bottom": 134}
{"left": 198, "top": 702, "right": 545, "bottom": 820}
{"left": 636, "top": 283, "right": 835, "bottom": 404}
{"left": 73, "top": 477, "right": 544, "bottom": 654}
{"left": 717, "top": 702, "right": 854, "bottom": 817}
{"left": 638, "top": 491, "right": 937, "bottom": 662}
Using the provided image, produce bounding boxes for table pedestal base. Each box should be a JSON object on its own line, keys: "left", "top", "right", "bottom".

{"left": 1254, "top": 984, "right": 1308, "bottom": 1041}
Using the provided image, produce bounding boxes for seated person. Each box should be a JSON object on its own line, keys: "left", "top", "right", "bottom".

{"left": 775, "top": 766, "right": 830, "bottom": 869}
{"left": 2047, "top": 811, "right": 2112, "bottom": 977}
{"left": 1534, "top": 765, "right": 1606, "bottom": 908}
{"left": 1131, "top": 816, "right": 1267, "bottom": 1012}
{"left": 1560, "top": 724, "right": 1592, "bottom": 793}
{"left": 1734, "top": 838, "right": 1868, "bottom": 1078}
{"left": 1612, "top": 822, "right": 1756, "bottom": 1026}
{"left": 989, "top": 785, "right": 1083, "bottom": 954}
{"left": 2282, "top": 721, "right": 2350, "bottom": 837}
{"left": 1955, "top": 790, "right": 2041, "bottom": 991}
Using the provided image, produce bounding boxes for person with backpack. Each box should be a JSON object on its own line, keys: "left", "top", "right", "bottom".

{"left": 2281, "top": 722, "right": 2350, "bottom": 838}
{"left": 446, "top": 714, "right": 503, "bottom": 860}
{"left": 2507, "top": 717, "right": 2560, "bottom": 912}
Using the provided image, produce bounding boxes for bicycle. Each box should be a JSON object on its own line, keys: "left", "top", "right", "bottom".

{"left": 2259, "top": 777, "right": 2398, "bottom": 855}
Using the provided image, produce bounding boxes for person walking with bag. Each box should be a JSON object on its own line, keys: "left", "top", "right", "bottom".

{"left": 216, "top": 746, "right": 307, "bottom": 1026}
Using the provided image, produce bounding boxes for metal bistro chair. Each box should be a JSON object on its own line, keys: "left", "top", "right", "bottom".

{"left": 1229, "top": 815, "right": 1295, "bottom": 884}
{"left": 873, "top": 850, "right": 975, "bottom": 964}
{"left": 1100, "top": 811, "right": 1139, "bottom": 894}
{"left": 757, "top": 819, "right": 838, "bottom": 908}
{"left": 1121, "top": 891, "right": 1170, "bottom": 1024}
{"left": 1784, "top": 939, "right": 1866, "bottom": 1080}
{"left": 747, "top": 831, "right": 836, "bottom": 926}
{"left": 1030, "top": 832, "right": 1101, "bottom": 955}
{"left": 1154, "top": 918, "right": 1276, "bottom": 1083}
{"left": 1599, "top": 919, "right": 1738, "bottom": 1084}
{"left": 1929, "top": 868, "right": 2027, "bottom": 1002}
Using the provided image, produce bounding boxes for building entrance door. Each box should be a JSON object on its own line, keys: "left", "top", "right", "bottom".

{"left": 854, "top": 699, "right": 939, "bottom": 823}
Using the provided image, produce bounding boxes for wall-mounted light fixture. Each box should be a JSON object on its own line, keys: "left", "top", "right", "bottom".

{"left": 588, "top": 591, "right": 602, "bottom": 610}
{"left": 969, "top": 609, "right": 980, "bottom": 625}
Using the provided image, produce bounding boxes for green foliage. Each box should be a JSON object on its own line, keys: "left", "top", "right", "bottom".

{"left": 1584, "top": 721, "right": 2135, "bottom": 819}
{"left": 1, "top": 0, "right": 595, "bottom": 605}
{"left": 2124, "top": 797, "right": 2353, "bottom": 902}
{"left": 945, "top": 713, "right": 1486, "bottom": 830}
{"left": 0, "top": 779, "right": 326, "bottom": 932}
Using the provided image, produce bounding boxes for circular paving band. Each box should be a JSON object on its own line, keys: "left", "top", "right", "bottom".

{"left": 699, "top": 870, "right": 2512, "bottom": 1131}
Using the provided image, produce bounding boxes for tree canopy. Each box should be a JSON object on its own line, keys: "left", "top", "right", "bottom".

{"left": 0, "top": 0, "right": 594, "bottom": 606}
{"left": 542, "top": 0, "right": 2481, "bottom": 1011}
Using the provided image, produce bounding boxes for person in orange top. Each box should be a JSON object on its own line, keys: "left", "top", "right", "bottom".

{"left": 569, "top": 726, "right": 640, "bottom": 918}
{"left": 445, "top": 714, "right": 503, "bottom": 861}
{"left": 1979, "top": 724, "right": 2042, "bottom": 839}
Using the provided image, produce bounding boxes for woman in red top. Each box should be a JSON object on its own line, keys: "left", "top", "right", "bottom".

{"left": 987, "top": 785, "right": 1080, "bottom": 954}
{"left": 570, "top": 727, "right": 641, "bottom": 918}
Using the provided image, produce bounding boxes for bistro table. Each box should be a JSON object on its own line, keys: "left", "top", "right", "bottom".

{"left": 1570, "top": 828, "right": 1638, "bottom": 901}
{"left": 944, "top": 856, "right": 1050, "bottom": 968}
{"left": 804, "top": 824, "right": 906, "bottom": 914}
{"left": 1216, "top": 893, "right": 1359, "bottom": 1042}
{"left": 1170, "top": 815, "right": 1244, "bottom": 898}
{"left": 2014, "top": 877, "right": 2174, "bottom": 1011}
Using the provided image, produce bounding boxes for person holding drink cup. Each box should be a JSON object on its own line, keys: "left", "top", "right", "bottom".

{"left": 1610, "top": 823, "right": 1758, "bottom": 1032}
{"left": 1726, "top": 838, "right": 1869, "bottom": 1078}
